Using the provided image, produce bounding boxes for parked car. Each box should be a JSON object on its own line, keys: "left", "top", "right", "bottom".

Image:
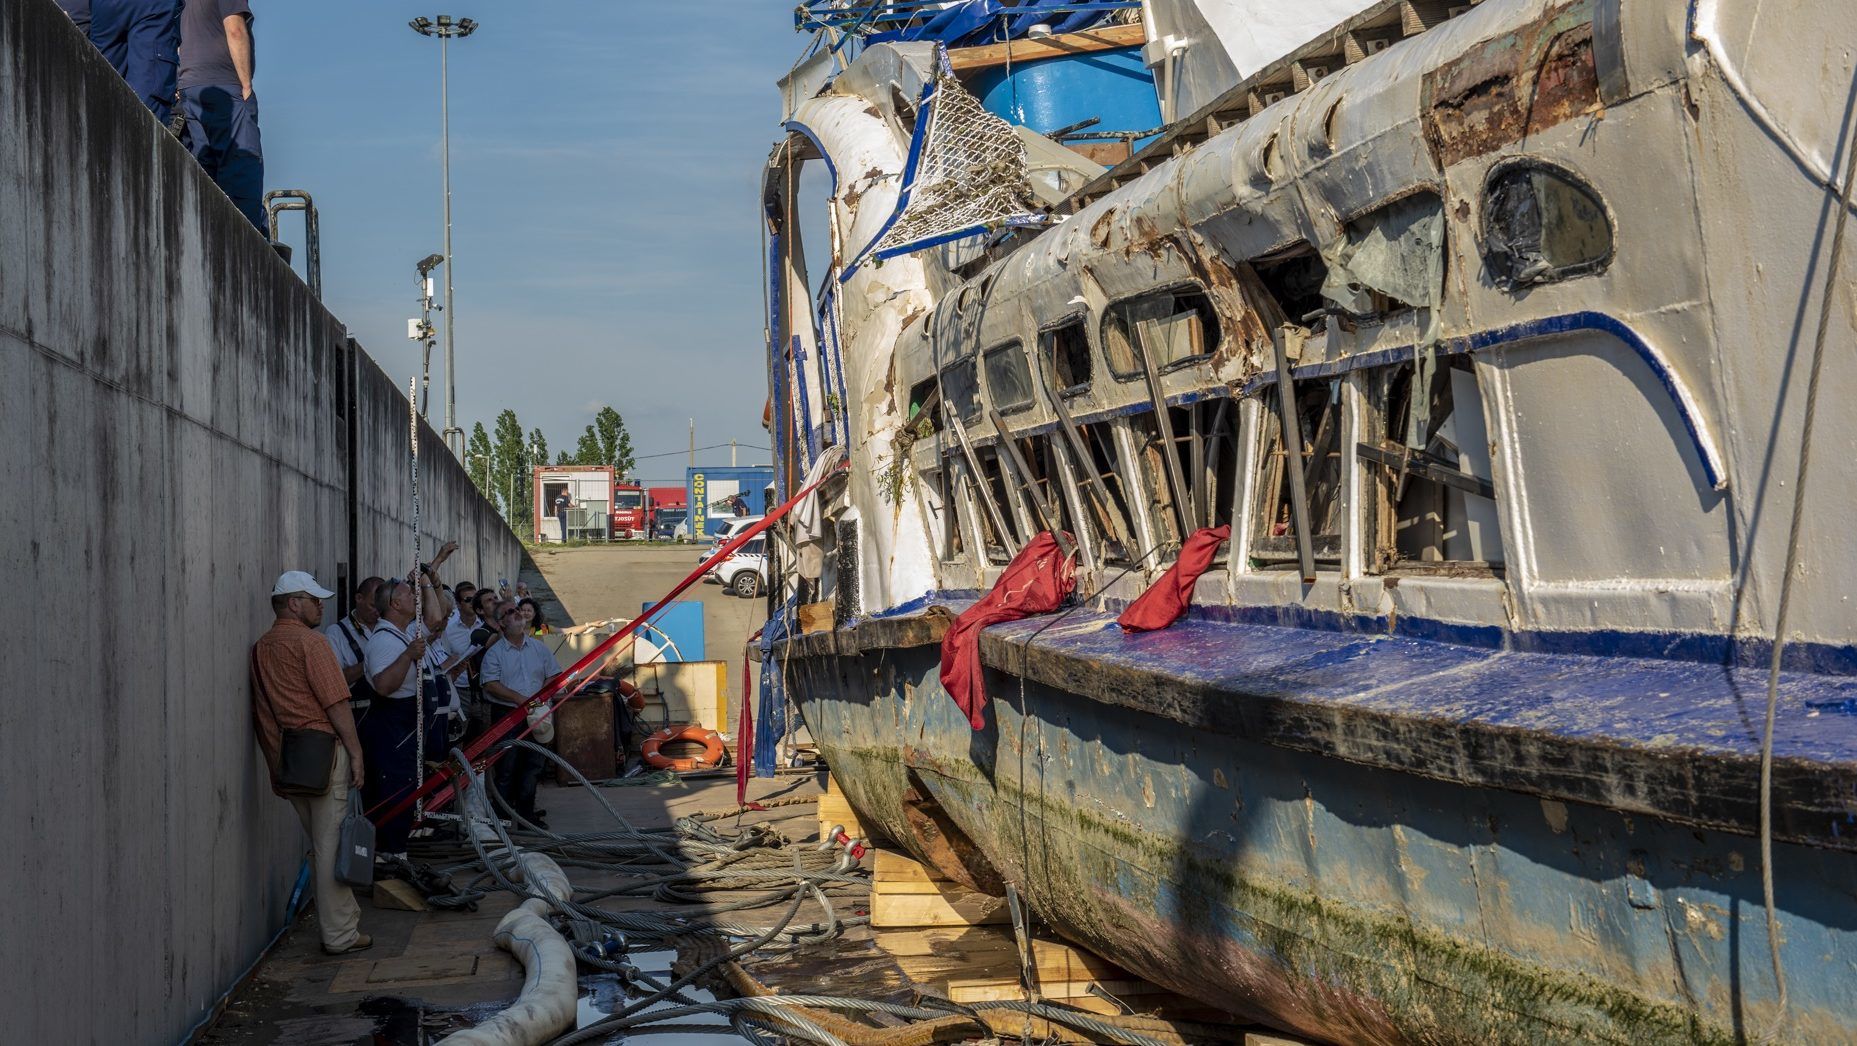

{"left": 713, "top": 537, "right": 768, "bottom": 599}
{"left": 697, "top": 514, "right": 763, "bottom": 564}
{"left": 651, "top": 508, "right": 688, "bottom": 541}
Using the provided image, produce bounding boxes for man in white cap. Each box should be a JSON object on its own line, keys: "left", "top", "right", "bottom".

{"left": 251, "top": 570, "right": 370, "bottom": 955}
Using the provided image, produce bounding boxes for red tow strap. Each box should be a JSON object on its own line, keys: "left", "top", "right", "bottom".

{"left": 370, "top": 461, "right": 847, "bottom": 825}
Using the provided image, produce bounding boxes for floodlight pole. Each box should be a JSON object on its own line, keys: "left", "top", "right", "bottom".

{"left": 411, "top": 14, "right": 479, "bottom": 459}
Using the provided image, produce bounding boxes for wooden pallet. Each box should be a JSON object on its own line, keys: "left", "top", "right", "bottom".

{"left": 870, "top": 849, "right": 1010, "bottom": 928}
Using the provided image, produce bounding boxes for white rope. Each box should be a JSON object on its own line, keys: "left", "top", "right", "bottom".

{"left": 410, "top": 375, "right": 427, "bottom": 823}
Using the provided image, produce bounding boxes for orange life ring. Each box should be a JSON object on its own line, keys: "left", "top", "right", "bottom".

{"left": 641, "top": 725, "right": 726, "bottom": 772}
{"left": 616, "top": 679, "right": 646, "bottom": 712}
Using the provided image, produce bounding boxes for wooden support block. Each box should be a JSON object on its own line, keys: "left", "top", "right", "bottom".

{"left": 818, "top": 771, "right": 865, "bottom": 839}
{"left": 874, "top": 849, "right": 946, "bottom": 884}
{"left": 1246, "top": 1034, "right": 1320, "bottom": 1046}
{"left": 947, "top": 977, "right": 1164, "bottom": 1003}
{"left": 797, "top": 600, "right": 834, "bottom": 635}
{"left": 372, "top": 879, "right": 427, "bottom": 912}
{"left": 870, "top": 890, "right": 1010, "bottom": 928}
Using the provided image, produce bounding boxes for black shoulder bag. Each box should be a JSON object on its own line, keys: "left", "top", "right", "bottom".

{"left": 252, "top": 649, "right": 336, "bottom": 797}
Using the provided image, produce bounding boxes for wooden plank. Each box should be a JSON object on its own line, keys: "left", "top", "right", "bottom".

{"left": 948, "top": 23, "right": 1146, "bottom": 72}
{"left": 947, "top": 977, "right": 1164, "bottom": 1003}
{"left": 875, "top": 849, "right": 946, "bottom": 884}
{"left": 371, "top": 879, "right": 427, "bottom": 912}
{"left": 797, "top": 600, "right": 834, "bottom": 635}
{"left": 871, "top": 890, "right": 1010, "bottom": 927}
{"left": 366, "top": 955, "right": 480, "bottom": 984}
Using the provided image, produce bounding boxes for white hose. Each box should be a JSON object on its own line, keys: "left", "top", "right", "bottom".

{"left": 436, "top": 854, "right": 579, "bottom": 1046}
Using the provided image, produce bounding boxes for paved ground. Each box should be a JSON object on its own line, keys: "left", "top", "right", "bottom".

{"left": 199, "top": 772, "right": 828, "bottom": 1045}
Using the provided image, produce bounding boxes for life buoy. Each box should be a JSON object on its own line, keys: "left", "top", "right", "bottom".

{"left": 616, "top": 679, "right": 646, "bottom": 712}
{"left": 641, "top": 725, "right": 726, "bottom": 772}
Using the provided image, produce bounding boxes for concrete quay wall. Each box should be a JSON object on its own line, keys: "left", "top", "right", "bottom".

{"left": 0, "top": 1, "right": 523, "bottom": 1040}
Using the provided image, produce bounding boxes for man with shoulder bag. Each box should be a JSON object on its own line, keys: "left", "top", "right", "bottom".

{"left": 251, "top": 570, "right": 371, "bottom": 956}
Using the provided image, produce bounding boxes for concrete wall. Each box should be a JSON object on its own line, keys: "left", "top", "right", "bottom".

{"left": 0, "top": 2, "right": 525, "bottom": 1040}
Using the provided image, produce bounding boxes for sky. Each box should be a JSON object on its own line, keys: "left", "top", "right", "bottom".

{"left": 258, "top": 1, "right": 810, "bottom": 485}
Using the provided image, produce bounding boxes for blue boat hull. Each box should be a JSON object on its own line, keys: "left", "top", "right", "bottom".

{"left": 783, "top": 634, "right": 1857, "bottom": 1043}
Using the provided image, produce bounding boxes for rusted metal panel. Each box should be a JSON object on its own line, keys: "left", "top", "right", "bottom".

{"left": 1422, "top": 1, "right": 1601, "bottom": 168}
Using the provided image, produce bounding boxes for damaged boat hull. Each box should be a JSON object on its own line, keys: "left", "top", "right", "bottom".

{"left": 786, "top": 632, "right": 1855, "bottom": 1043}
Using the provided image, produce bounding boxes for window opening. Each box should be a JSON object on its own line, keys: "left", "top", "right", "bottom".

{"left": 940, "top": 356, "right": 983, "bottom": 422}
{"left": 1016, "top": 436, "right": 1077, "bottom": 539}
{"left": 974, "top": 445, "right": 1022, "bottom": 562}
{"left": 1126, "top": 412, "right": 1184, "bottom": 549}
{"left": 907, "top": 377, "right": 943, "bottom": 437}
{"left": 982, "top": 341, "right": 1035, "bottom": 414}
{"left": 1358, "top": 355, "right": 1503, "bottom": 570}
{"left": 927, "top": 466, "right": 966, "bottom": 561}
{"left": 1252, "top": 244, "right": 1329, "bottom": 327}
{"left": 1249, "top": 380, "right": 1345, "bottom": 567}
{"left": 1080, "top": 422, "right": 1139, "bottom": 563}
{"left": 1043, "top": 320, "right": 1092, "bottom": 395}
{"left": 1102, "top": 286, "right": 1222, "bottom": 380}
{"left": 1482, "top": 163, "right": 1612, "bottom": 287}
{"left": 1321, "top": 191, "right": 1445, "bottom": 319}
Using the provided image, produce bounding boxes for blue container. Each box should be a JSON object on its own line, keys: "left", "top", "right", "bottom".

{"left": 687, "top": 465, "right": 775, "bottom": 540}
{"left": 640, "top": 600, "right": 705, "bottom": 663}
{"left": 968, "top": 47, "right": 1161, "bottom": 149}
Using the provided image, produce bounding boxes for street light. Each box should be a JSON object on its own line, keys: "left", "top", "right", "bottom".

{"left": 408, "top": 254, "right": 444, "bottom": 417}
{"left": 409, "top": 14, "right": 479, "bottom": 461}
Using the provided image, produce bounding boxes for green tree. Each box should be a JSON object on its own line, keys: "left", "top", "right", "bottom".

{"left": 555, "top": 450, "right": 571, "bottom": 465}
{"left": 572, "top": 405, "right": 636, "bottom": 478}
{"left": 491, "top": 409, "right": 531, "bottom": 534}
{"left": 466, "top": 422, "right": 494, "bottom": 505}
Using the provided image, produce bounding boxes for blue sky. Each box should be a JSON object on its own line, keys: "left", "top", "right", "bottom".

{"left": 259, "top": 1, "right": 806, "bottom": 484}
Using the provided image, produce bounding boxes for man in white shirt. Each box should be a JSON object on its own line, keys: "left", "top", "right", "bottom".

{"left": 323, "top": 575, "right": 383, "bottom": 714}
{"left": 480, "top": 602, "right": 563, "bottom": 827}
{"left": 361, "top": 571, "right": 449, "bottom": 857}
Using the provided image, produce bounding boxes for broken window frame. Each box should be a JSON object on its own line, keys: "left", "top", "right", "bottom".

{"left": 1100, "top": 283, "right": 1224, "bottom": 381}
{"left": 1480, "top": 159, "right": 1614, "bottom": 289}
{"left": 1357, "top": 352, "right": 1505, "bottom": 576}
{"left": 972, "top": 442, "right": 1027, "bottom": 564}
{"left": 1250, "top": 242, "right": 1330, "bottom": 330}
{"left": 1248, "top": 378, "right": 1347, "bottom": 569}
{"left": 1320, "top": 188, "right": 1447, "bottom": 322}
{"left": 981, "top": 340, "right": 1036, "bottom": 416}
{"left": 1040, "top": 315, "right": 1094, "bottom": 398}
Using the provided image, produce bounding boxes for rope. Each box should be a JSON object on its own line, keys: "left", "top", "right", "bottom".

{"left": 1757, "top": 72, "right": 1857, "bottom": 1026}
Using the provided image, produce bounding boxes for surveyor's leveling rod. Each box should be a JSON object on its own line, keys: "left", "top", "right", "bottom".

{"left": 370, "top": 459, "right": 850, "bottom": 825}
{"left": 408, "top": 375, "right": 429, "bottom": 822}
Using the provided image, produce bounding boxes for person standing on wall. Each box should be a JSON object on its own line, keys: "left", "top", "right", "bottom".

{"left": 55, "top": 0, "right": 91, "bottom": 35}
{"left": 88, "top": 0, "right": 183, "bottom": 125}
{"left": 177, "top": 0, "right": 265, "bottom": 230}
{"left": 480, "top": 602, "right": 562, "bottom": 828}
{"left": 251, "top": 571, "right": 370, "bottom": 956}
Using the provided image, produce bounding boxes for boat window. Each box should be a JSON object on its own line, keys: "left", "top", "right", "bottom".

{"left": 1252, "top": 244, "right": 1329, "bottom": 327}
{"left": 926, "top": 466, "right": 966, "bottom": 561}
{"left": 1482, "top": 163, "right": 1612, "bottom": 287}
{"left": 1042, "top": 320, "right": 1092, "bottom": 395}
{"left": 1125, "top": 412, "right": 1182, "bottom": 549}
{"left": 973, "top": 445, "right": 1023, "bottom": 563}
{"left": 905, "top": 376, "right": 942, "bottom": 437}
{"left": 940, "top": 356, "right": 983, "bottom": 423}
{"left": 1360, "top": 354, "right": 1504, "bottom": 572}
{"left": 1015, "top": 435, "right": 1077, "bottom": 539}
{"left": 1102, "top": 286, "right": 1221, "bottom": 380}
{"left": 1076, "top": 420, "right": 1138, "bottom": 563}
{"left": 982, "top": 342, "right": 1035, "bottom": 414}
{"left": 1249, "top": 379, "right": 1345, "bottom": 568}
{"left": 1322, "top": 191, "right": 1446, "bottom": 318}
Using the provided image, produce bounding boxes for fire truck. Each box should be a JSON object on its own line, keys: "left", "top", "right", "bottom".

{"left": 612, "top": 483, "right": 646, "bottom": 538}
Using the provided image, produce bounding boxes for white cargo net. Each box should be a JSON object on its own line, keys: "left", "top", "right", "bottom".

{"left": 863, "top": 54, "right": 1046, "bottom": 265}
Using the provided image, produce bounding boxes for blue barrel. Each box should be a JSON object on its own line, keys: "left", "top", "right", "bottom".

{"left": 968, "top": 47, "right": 1161, "bottom": 148}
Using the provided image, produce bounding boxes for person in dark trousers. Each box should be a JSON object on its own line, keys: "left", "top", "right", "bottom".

{"left": 55, "top": 0, "right": 91, "bottom": 35}
{"left": 89, "top": 0, "right": 183, "bottom": 125}
{"left": 553, "top": 490, "right": 571, "bottom": 543}
{"left": 480, "top": 602, "right": 562, "bottom": 827}
{"left": 177, "top": 0, "right": 264, "bottom": 230}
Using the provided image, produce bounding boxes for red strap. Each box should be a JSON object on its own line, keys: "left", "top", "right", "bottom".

{"left": 1117, "top": 525, "right": 1231, "bottom": 633}
{"left": 371, "top": 460, "right": 847, "bottom": 825}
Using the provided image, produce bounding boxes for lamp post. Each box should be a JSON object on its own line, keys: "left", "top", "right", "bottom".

{"left": 409, "top": 14, "right": 478, "bottom": 460}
